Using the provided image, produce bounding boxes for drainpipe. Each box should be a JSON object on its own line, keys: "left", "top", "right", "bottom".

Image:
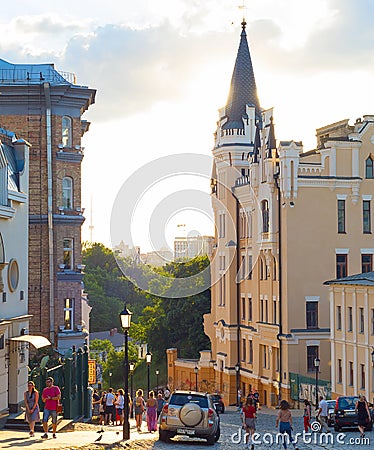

{"left": 43, "top": 82, "right": 55, "bottom": 345}
{"left": 274, "top": 172, "right": 283, "bottom": 403}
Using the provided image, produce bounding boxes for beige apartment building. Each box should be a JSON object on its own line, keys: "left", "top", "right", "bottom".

{"left": 203, "top": 20, "right": 374, "bottom": 406}
{"left": 326, "top": 272, "right": 374, "bottom": 401}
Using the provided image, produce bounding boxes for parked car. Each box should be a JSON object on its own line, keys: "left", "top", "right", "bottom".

{"left": 334, "top": 396, "right": 373, "bottom": 431}
{"left": 210, "top": 394, "right": 225, "bottom": 414}
{"left": 159, "top": 390, "right": 220, "bottom": 445}
{"left": 327, "top": 400, "right": 336, "bottom": 427}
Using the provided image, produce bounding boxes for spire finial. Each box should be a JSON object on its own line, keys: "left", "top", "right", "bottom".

{"left": 239, "top": 0, "right": 247, "bottom": 30}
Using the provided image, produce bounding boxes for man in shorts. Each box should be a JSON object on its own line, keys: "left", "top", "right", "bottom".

{"left": 41, "top": 377, "right": 61, "bottom": 438}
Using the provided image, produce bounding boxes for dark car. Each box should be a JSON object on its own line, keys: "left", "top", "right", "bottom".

{"left": 334, "top": 396, "right": 373, "bottom": 431}
{"left": 159, "top": 390, "right": 220, "bottom": 445}
{"left": 210, "top": 394, "right": 225, "bottom": 414}
{"left": 327, "top": 400, "right": 336, "bottom": 427}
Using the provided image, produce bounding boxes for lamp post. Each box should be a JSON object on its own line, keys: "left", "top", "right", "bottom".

{"left": 129, "top": 362, "right": 135, "bottom": 419}
{"left": 145, "top": 351, "right": 152, "bottom": 398}
{"left": 314, "top": 357, "right": 320, "bottom": 407}
{"left": 155, "top": 369, "right": 159, "bottom": 394}
{"left": 194, "top": 366, "right": 198, "bottom": 391}
{"left": 119, "top": 304, "right": 132, "bottom": 440}
{"left": 109, "top": 371, "right": 112, "bottom": 388}
{"left": 235, "top": 363, "right": 240, "bottom": 407}
{"left": 371, "top": 349, "right": 374, "bottom": 366}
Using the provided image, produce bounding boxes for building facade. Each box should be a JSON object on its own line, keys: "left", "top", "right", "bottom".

{"left": 0, "top": 59, "right": 96, "bottom": 353}
{"left": 174, "top": 235, "right": 214, "bottom": 260}
{"left": 326, "top": 272, "right": 374, "bottom": 401}
{"left": 203, "top": 21, "right": 374, "bottom": 406}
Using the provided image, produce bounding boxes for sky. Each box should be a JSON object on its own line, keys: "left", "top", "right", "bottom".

{"left": 2, "top": 0, "right": 374, "bottom": 253}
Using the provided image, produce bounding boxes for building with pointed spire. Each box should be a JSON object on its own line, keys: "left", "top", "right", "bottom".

{"left": 202, "top": 21, "right": 374, "bottom": 406}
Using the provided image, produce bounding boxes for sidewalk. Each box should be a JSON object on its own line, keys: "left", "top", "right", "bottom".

{"left": 0, "top": 418, "right": 157, "bottom": 450}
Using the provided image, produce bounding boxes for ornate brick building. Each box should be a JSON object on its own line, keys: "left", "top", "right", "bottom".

{"left": 0, "top": 59, "right": 96, "bottom": 353}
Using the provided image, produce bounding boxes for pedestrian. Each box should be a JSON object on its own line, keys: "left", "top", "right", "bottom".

{"left": 355, "top": 395, "right": 371, "bottom": 438}
{"left": 134, "top": 389, "right": 145, "bottom": 432}
{"left": 104, "top": 387, "right": 116, "bottom": 425}
{"left": 303, "top": 399, "right": 311, "bottom": 432}
{"left": 164, "top": 387, "right": 170, "bottom": 402}
{"left": 24, "top": 381, "right": 40, "bottom": 437}
{"left": 115, "top": 389, "right": 124, "bottom": 425}
{"left": 92, "top": 389, "right": 101, "bottom": 420}
{"left": 41, "top": 377, "right": 61, "bottom": 439}
{"left": 237, "top": 389, "right": 242, "bottom": 411}
{"left": 242, "top": 396, "right": 256, "bottom": 450}
{"left": 253, "top": 390, "right": 260, "bottom": 410}
{"left": 156, "top": 393, "right": 164, "bottom": 418}
{"left": 316, "top": 395, "right": 330, "bottom": 433}
{"left": 275, "top": 400, "right": 299, "bottom": 450}
{"left": 146, "top": 390, "right": 157, "bottom": 432}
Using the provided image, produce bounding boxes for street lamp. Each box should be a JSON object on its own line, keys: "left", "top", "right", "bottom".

{"left": 109, "top": 371, "right": 112, "bottom": 387}
{"left": 371, "top": 349, "right": 374, "bottom": 366}
{"left": 119, "top": 304, "right": 132, "bottom": 440}
{"left": 314, "top": 357, "right": 320, "bottom": 407}
{"left": 155, "top": 369, "right": 159, "bottom": 394}
{"left": 235, "top": 363, "right": 240, "bottom": 407}
{"left": 129, "top": 362, "right": 135, "bottom": 419}
{"left": 145, "top": 351, "right": 152, "bottom": 398}
{"left": 194, "top": 366, "right": 198, "bottom": 391}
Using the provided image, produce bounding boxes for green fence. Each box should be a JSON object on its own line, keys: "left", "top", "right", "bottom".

{"left": 290, "top": 372, "right": 331, "bottom": 405}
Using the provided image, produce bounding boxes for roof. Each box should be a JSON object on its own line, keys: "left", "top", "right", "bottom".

{"left": 324, "top": 271, "right": 374, "bottom": 286}
{"left": 0, "top": 58, "right": 78, "bottom": 86}
{"left": 223, "top": 20, "right": 261, "bottom": 130}
{"left": 89, "top": 330, "right": 125, "bottom": 348}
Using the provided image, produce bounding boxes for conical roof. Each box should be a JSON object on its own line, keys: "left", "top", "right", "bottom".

{"left": 223, "top": 20, "right": 261, "bottom": 130}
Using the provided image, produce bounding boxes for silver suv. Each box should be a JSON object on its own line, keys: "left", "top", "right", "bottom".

{"left": 159, "top": 390, "right": 220, "bottom": 445}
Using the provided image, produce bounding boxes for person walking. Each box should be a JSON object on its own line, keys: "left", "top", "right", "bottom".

{"left": 115, "top": 389, "right": 124, "bottom": 426}
{"left": 156, "top": 393, "right": 164, "bottom": 418}
{"left": 316, "top": 396, "right": 330, "bottom": 433}
{"left": 104, "top": 388, "right": 116, "bottom": 425}
{"left": 355, "top": 395, "right": 371, "bottom": 438}
{"left": 134, "top": 389, "right": 145, "bottom": 432}
{"left": 92, "top": 389, "right": 101, "bottom": 420}
{"left": 275, "top": 400, "right": 299, "bottom": 450}
{"left": 146, "top": 390, "right": 157, "bottom": 432}
{"left": 41, "top": 377, "right": 61, "bottom": 439}
{"left": 24, "top": 381, "right": 40, "bottom": 437}
{"left": 303, "top": 399, "right": 311, "bottom": 433}
{"left": 242, "top": 396, "right": 256, "bottom": 449}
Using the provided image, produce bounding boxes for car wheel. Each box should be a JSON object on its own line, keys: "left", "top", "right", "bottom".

{"left": 215, "top": 426, "right": 220, "bottom": 442}
{"left": 159, "top": 430, "right": 169, "bottom": 442}
{"left": 206, "top": 435, "right": 215, "bottom": 445}
{"left": 334, "top": 425, "right": 340, "bottom": 432}
{"left": 179, "top": 402, "right": 203, "bottom": 427}
{"left": 221, "top": 406, "right": 225, "bottom": 414}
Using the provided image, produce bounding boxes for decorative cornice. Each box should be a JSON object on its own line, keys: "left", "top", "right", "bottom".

{"left": 29, "top": 214, "right": 85, "bottom": 226}
{"left": 56, "top": 151, "right": 84, "bottom": 163}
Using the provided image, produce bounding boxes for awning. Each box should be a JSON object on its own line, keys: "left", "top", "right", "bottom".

{"left": 9, "top": 335, "right": 52, "bottom": 349}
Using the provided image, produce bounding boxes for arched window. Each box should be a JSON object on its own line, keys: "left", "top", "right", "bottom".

{"left": 62, "top": 116, "right": 72, "bottom": 148}
{"left": 261, "top": 200, "right": 269, "bottom": 233}
{"left": 62, "top": 177, "right": 73, "bottom": 209}
{"left": 366, "top": 156, "right": 374, "bottom": 179}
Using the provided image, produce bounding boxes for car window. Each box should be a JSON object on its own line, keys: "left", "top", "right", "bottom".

{"left": 211, "top": 395, "right": 220, "bottom": 401}
{"left": 171, "top": 394, "right": 208, "bottom": 408}
{"left": 338, "top": 397, "right": 358, "bottom": 409}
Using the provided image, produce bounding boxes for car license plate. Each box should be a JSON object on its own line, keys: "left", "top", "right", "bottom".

{"left": 346, "top": 411, "right": 355, "bottom": 415}
{"left": 177, "top": 428, "right": 195, "bottom": 435}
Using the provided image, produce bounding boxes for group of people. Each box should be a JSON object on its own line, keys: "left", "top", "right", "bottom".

{"left": 24, "top": 377, "right": 61, "bottom": 439}
{"left": 242, "top": 393, "right": 372, "bottom": 450}
{"left": 93, "top": 386, "right": 171, "bottom": 433}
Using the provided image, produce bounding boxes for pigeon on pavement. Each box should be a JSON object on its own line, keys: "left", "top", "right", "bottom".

{"left": 94, "top": 435, "right": 103, "bottom": 442}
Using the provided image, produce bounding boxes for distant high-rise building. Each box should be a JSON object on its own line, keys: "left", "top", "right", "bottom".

{"left": 174, "top": 235, "right": 214, "bottom": 260}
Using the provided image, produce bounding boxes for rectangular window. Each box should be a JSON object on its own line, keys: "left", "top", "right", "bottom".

{"left": 348, "top": 307, "right": 353, "bottom": 332}
{"left": 0, "top": 334, "right": 4, "bottom": 349}
{"left": 361, "top": 364, "right": 365, "bottom": 389}
{"left": 307, "top": 346, "right": 319, "bottom": 372}
{"left": 337, "top": 200, "right": 346, "bottom": 233}
{"left": 273, "top": 300, "right": 277, "bottom": 324}
{"left": 306, "top": 301, "right": 319, "bottom": 329}
{"left": 219, "top": 274, "right": 226, "bottom": 306}
{"left": 359, "top": 307, "right": 364, "bottom": 333}
{"left": 219, "top": 213, "right": 226, "bottom": 238}
{"left": 63, "top": 238, "right": 74, "bottom": 270}
{"left": 248, "top": 340, "right": 253, "bottom": 364}
{"left": 336, "top": 254, "right": 348, "bottom": 279}
{"left": 248, "top": 255, "right": 252, "bottom": 280}
{"left": 336, "top": 305, "right": 342, "bottom": 330}
{"left": 265, "top": 300, "right": 268, "bottom": 323}
{"left": 242, "top": 339, "right": 246, "bottom": 362}
{"left": 260, "top": 300, "right": 264, "bottom": 322}
{"left": 248, "top": 298, "right": 253, "bottom": 322}
{"left": 241, "top": 297, "right": 246, "bottom": 320}
{"left": 349, "top": 361, "right": 354, "bottom": 386}
{"left": 64, "top": 298, "right": 74, "bottom": 330}
{"left": 363, "top": 200, "right": 371, "bottom": 233}
{"left": 372, "top": 309, "right": 374, "bottom": 335}
{"left": 362, "top": 254, "right": 373, "bottom": 273}
{"left": 338, "top": 359, "right": 342, "bottom": 383}
{"left": 263, "top": 345, "right": 267, "bottom": 368}
{"left": 241, "top": 255, "right": 246, "bottom": 280}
